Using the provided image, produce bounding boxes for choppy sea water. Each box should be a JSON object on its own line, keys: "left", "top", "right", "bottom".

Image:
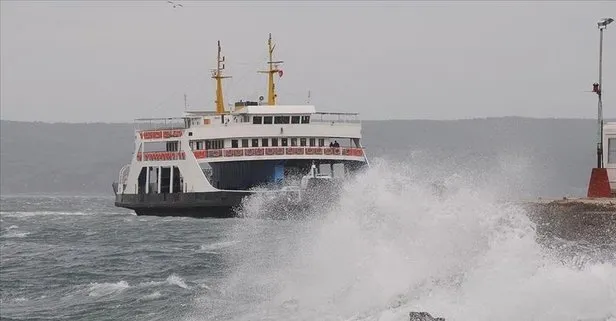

{"left": 1, "top": 162, "right": 616, "bottom": 321}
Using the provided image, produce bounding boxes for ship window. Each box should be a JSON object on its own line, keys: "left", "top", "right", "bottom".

{"left": 309, "top": 138, "right": 316, "bottom": 147}
{"left": 253, "top": 116, "right": 263, "bottom": 124}
{"left": 273, "top": 116, "right": 290, "bottom": 124}
{"left": 232, "top": 140, "right": 238, "bottom": 148}
{"left": 281, "top": 138, "right": 288, "bottom": 147}
{"left": 252, "top": 139, "right": 259, "bottom": 147}
{"left": 262, "top": 138, "right": 269, "bottom": 147}
{"left": 206, "top": 139, "right": 224, "bottom": 149}
{"left": 264, "top": 116, "right": 273, "bottom": 124}
{"left": 166, "top": 141, "right": 179, "bottom": 152}
{"left": 318, "top": 138, "right": 325, "bottom": 147}
{"left": 291, "top": 116, "right": 300, "bottom": 124}
{"left": 274, "top": 116, "right": 290, "bottom": 124}
{"left": 272, "top": 138, "right": 278, "bottom": 146}
{"left": 609, "top": 138, "right": 616, "bottom": 163}
{"left": 242, "top": 139, "right": 249, "bottom": 148}
{"left": 144, "top": 141, "right": 167, "bottom": 152}
{"left": 301, "top": 116, "right": 310, "bottom": 124}
{"left": 300, "top": 138, "right": 306, "bottom": 146}
{"left": 291, "top": 138, "right": 297, "bottom": 146}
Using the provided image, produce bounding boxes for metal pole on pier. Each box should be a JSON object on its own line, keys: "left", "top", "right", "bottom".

{"left": 596, "top": 18, "right": 613, "bottom": 168}
{"left": 587, "top": 17, "right": 614, "bottom": 198}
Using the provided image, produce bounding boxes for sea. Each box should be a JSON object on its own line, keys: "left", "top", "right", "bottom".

{"left": 1, "top": 161, "right": 615, "bottom": 321}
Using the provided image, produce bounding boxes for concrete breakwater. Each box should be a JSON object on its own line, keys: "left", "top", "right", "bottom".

{"left": 520, "top": 198, "right": 616, "bottom": 243}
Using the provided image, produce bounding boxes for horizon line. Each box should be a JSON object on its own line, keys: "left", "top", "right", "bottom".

{"left": 0, "top": 116, "right": 607, "bottom": 125}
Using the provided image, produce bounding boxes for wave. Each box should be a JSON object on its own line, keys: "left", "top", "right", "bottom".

{"left": 88, "top": 281, "right": 130, "bottom": 297}
{"left": 141, "top": 291, "right": 163, "bottom": 301}
{"left": 0, "top": 210, "right": 130, "bottom": 218}
{"left": 166, "top": 274, "right": 189, "bottom": 289}
{"left": 86, "top": 274, "right": 190, "bottom": 298}
{"left": 0, "top": 211, "right": 90, "bottom": 218}
{"left": 2, "top": 231, "right": 30, "bottom": 238}
{"left": 186, "top": 159, "right": 616, "bottom": 321}
{"left": 136, "top": 274, "right": 191, "bottom": 289}
{"left": 197, "top": 241, "right": 240, "bottom": 253}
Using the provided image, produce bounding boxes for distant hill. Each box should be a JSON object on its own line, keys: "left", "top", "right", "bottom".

{"left": 0, "top": 118, "right": 598, "bottom": 197}
{"left": 0, "top": 121, "right": 134, "bottom": 195}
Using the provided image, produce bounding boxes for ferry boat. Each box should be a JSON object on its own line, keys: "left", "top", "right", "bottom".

{"left": 113, "top": 34, "right": 369, "bottom": 217}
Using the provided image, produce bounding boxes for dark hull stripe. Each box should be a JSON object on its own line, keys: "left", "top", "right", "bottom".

{"left": 131, "top": 207, "right": 236, "bottom": 218}
{"left": 115, "top": 191, "right": 249, "bottom": 218}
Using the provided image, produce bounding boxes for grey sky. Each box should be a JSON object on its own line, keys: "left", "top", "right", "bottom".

{"left": 1, "top": 0, "right": 614, "bottom": 122}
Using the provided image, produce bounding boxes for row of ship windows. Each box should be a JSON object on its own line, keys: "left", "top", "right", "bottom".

{"left": 233, "top": 137, "right": 325, "bottom": 148}
{"left": 188, "top": 115, "right": 311, "bottom": 127}
{"left": 191, "top": 137, "right": 328, "bottom": 150}
{"left": 252, "top": 115, "right": 310, "bottom": 125}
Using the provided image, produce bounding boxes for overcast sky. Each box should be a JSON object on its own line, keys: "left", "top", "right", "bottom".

{"left": 1, "top": 0, "right": 615, "bottom": 122}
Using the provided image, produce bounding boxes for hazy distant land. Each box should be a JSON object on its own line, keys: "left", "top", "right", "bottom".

{"left": 0, "top": 118, "right": 600, "bottom": 198}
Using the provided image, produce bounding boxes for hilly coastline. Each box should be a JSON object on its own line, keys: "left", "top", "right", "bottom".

{"left": 0, "top": 118, "right": 598, "bottom": 198}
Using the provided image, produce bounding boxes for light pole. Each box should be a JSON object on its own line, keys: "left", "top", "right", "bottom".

{"left": 595, "top": 17, "right": 613, "bottom": 168}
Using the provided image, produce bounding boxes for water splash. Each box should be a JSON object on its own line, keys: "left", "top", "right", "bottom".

{"left": 187, "top": 159, "right": 616, "bottom": 321}
{"left": 166, "top": 274, "right": 189, "bottom": 289}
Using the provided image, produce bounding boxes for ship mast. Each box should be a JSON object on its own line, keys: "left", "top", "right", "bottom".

{"left": 212, "top": 40, "right": 230, "bottom": 114}
{"left": 258, "top": 33, "right": 283, "bottom": 106}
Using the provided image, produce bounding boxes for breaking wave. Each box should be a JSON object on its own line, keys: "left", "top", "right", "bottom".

{"left": 88, "top": 281, "right": 130, "bottom": 297}
{"left": 187, "top": 159, "right": 616, "bottom": 321}
{"left": 86, "top": 274, "right": 190, "bottom": 298}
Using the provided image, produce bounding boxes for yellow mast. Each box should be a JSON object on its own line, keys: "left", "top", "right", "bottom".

{"left": 212, "top": 40, "right": 230, "bottom": 114}
{"left": 258, "top": 33, "right": 283, "bottom": 106}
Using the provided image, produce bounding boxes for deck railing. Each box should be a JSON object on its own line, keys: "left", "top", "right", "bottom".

{"left": 136, "top": 147, "right": 364, "bottom": 161}
{"left": 192, "top": 147, "right": 364, "bottom": 158}
{"left": 134, "top": 117, "right": 189, "bottom": 131}
{"left": 310, "top": 112, "right": 360, "bottom": 124}
{"left": 137, "top": 151, "right": 186, "bottom": 161}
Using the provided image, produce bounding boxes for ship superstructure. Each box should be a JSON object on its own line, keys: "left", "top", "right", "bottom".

{"left": 113, "top": 34, "right": 368, "bottom": 217}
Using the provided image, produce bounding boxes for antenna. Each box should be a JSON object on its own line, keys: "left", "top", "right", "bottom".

{"left": 307, "top": 90, "right": 311, "bottom": 104}
{"left": 212, "top": 40, "right": 231, "bottom": 114}
{"left": 258, "top": 33, "right": 283, "bottom": 106}
{"left": 184, "top": 93, "right": 188, "bottom": 110}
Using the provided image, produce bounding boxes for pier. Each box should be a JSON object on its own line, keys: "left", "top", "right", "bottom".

{"left": 520, "top": 198, "right": 616, "bottom": 243}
